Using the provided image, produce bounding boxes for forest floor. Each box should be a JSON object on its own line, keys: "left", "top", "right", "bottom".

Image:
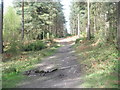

{"left": 17, "top": 36, "right": 84, "bottom": 88}
{"left": 3, "top": 36, "right": 118, "bottom": 88}
{"left": 74, "top": 38, "right": 119, "bottom": 88}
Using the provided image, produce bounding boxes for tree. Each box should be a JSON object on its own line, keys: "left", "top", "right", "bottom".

{"left": 78, "top": 13, "right": 80, "bottom": 37}
{"left": 70, "top": 2, "right": 87, "bottom": 36}
{"left": 21, "top": 0, "right": 24, "bottom": 40}
{"left": 0, "top": 0, "right": 3, "bottom": 54}
{"left": 14, "top": 1, "right": 65, "bottom": 39}
{"left": 117, "top": 1, "right": 120, "bottom": 50}
{"left": 87, "top": 0, "right": 91, "bottom": 40}
{"left": 4, "top": 6, "right": 20, "bottom": 42}
{"left": 70, "top": 1, "right": 117, "bottom": 44}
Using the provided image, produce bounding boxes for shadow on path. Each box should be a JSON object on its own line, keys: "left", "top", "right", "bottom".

{"left": 17, "top": 36, "right": 83, "bottom": 88}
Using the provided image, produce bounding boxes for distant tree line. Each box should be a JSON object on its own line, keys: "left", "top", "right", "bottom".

{"left": 0, "top": 0, "right": 66, "bottom": 54}
{"left": 70, "top": 0, "right": 120, "bottom": 50}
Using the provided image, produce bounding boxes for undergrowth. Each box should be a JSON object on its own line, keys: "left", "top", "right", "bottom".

{"left": 75, "top": 39, "right": 119, "bottom": 88}
{"left": 22, "top": 40, "right": 46, "bottom": 51}
{"left": 2, "top": 41, "right": 60, "bottom": 88}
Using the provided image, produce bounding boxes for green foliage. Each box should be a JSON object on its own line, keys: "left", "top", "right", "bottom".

{"left": 2, "top": 73, "right": 24, "bottom": 88}
{"left": 71, "top": 2, "right": 119, "bottom": 86}
{"left": 14, "top": 2, "right": 65, "bottom": 39}
{"left": 2, "top": 43, "right": 59, "bottom": 88}
{"left": 75, "top": 38, "right": 86, "bottom": 44}
{"left": 75, "top": 39, "right": 119, "bottom": 88}
{"left": 70, "top": 2, "right": 117, "bottom": 44}
{"left": 7, "top": 42, "right": 20, "bottom": 54}
{"left": 3, "top": 6, "right": 21, "bottom": 54}
{"left": 3, "top": 6, "right": 21, "bottom": 42}
{"left": 70, "top": 2, "right": 87, "bottom": 36}
{"left": 66, "top": 34, "right": 72, "bottom": 37}
{"left": 22, "top": 41, "right": 46, "bottom": 51}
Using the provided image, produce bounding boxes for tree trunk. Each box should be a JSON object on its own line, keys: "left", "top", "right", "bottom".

{"left": 78, "top": 14, "right": 80, "bottom": 38}
{"left": 93, "top": 16, "right": 96, "bottom": 37}
{"left": 22, "top": 0, "right": 24, "bottom": 40}
{"left": 0, "top": 0, "right": 3, "bottom": 54}
{"left": 55, "top": 13, "right": 58, "bottom": 37}
{"left": 87, "top": 0, "right": 91, "bottom": 40}
{"left": 117, "top": 1, "right": 120, "bottom": 50}
{"left": 47, "top": 33, "right": 50, "bottom": 39}
{"left": 43, "top": 31, "right": 45, "bottom": 40}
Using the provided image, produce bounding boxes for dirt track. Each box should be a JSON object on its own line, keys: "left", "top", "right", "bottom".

{"left": 17, "top": 36, "right": 83, "bottom": 88}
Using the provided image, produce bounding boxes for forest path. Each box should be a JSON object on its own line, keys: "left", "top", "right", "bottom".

{"left": 18, "top": 36, "right": 83, "bottom": 88}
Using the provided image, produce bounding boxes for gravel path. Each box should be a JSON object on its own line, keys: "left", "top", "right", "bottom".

{"left": 18, "top": 37, "right": 83, "bottom": 88}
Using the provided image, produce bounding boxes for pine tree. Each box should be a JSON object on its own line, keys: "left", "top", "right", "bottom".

{"left": 117, "top": 1, "right": 120, "bottom": 50}
{"left": 0, "top": 0, "right": 3, "bottom": 54}
{"left": 21, "top": 0, "right": 24, "bottom": 40}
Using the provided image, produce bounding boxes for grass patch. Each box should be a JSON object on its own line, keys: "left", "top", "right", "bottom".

{"left": 75, "top": 39, "right": 119, "bottom": 88}
{"left": 2, "top": 42, "right": 60, "bottom": 88}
